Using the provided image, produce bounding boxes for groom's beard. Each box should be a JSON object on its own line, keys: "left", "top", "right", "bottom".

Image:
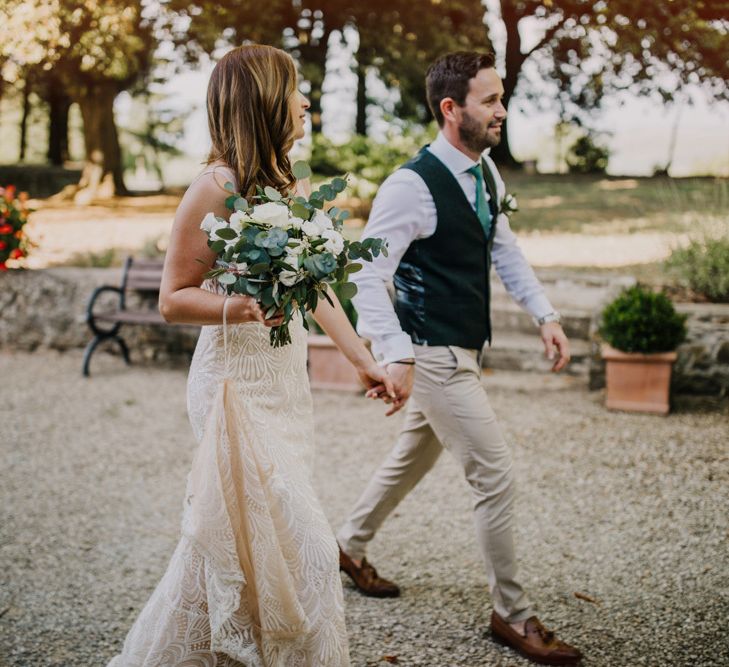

{"left": 459, "top": 109, "right": 501, "bottom": 153}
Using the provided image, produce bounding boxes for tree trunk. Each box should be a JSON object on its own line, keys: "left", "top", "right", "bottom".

{"left": 61, "top": 82, "right": 127, "bottom": 203}
{"left": 489, "top": 0, "right": 525, "bottom": 167}
{"left": 19, "top": 80, "right": 31, "bottom": 162}
{"left": 299, "top": 27, "right": 332, "bottom": 135}
{"left": 47, "top": 87, "right": 71, "bottom": 166}
{"left": 355, "top": 61, "right": 367, "bottom": 136}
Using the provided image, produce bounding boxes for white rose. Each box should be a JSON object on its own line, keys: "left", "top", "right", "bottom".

{"left": 283, "top": 246, "right": 303, "bottom": 270}
{"left": 289, "top": 216, "right": 304, "bottom": 230}
{"left": 279, "top": 269, "right": 303, "bottom": 287}
{"left": 234, "top": 262, "right": 248, "bottom": 273}
{"left": 312, "top": 210, "right": 334, "bottom": 233}
{"left": 229, "top": 210, "right": 250, "bottom": 234}
{"left": 200, "top": 212, "right": 219, "bottom": 233}
{"left": 251, "top": 201, "right": 290, "bottom": 228}
{"left": 301, "top": 219, "right": 321, "bottom": 238}
{"left": 321, "top": 228, "right": 345, "bottom": 256}
{"left": 286, "top": 242, "right": 305, "bottom": 256}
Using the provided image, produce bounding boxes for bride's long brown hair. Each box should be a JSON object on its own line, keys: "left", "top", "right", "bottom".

{"left": 206, "top": 44, "right": 298, "bottom": 199}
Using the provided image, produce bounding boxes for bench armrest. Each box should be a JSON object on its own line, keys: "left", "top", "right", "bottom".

{"left": 86, "top": 285, "right": 124, "bottom": 335}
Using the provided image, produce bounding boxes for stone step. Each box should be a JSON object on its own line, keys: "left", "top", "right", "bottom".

{"left": 490, "top": 301, "right": 592, "bottom": 340}
{"left": 481, "top": 332, "right": 592, "bottom": 376}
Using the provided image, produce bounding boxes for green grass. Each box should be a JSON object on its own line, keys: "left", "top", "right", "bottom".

{"left": 500, "top": 172, "right": 728, "bottom": 234}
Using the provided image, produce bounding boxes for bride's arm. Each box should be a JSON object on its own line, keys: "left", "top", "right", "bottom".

{"left": 159, "top": 173, "right": 278, "bottom": 326}
{"left": 312, "top": 288, "right": 397, "bottom": 405}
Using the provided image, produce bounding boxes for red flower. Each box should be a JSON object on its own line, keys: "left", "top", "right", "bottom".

{"left": 0, "top": 224, "right": 13, "bottom": 235}
{"left": 10, "top": 248, "right": 23, "bottom": 259}
{"left": 0, "top": 240, "right": 6, "bottom": 250}
{"left": 4, "top": 185, "right": 16, "bottom": 202}
{"left": 0, "top": 262, "right": 6, "bottom": 271}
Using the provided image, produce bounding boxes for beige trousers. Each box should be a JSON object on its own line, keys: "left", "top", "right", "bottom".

{"left": 337, "top": 344, "right": 533, "bottom": 622}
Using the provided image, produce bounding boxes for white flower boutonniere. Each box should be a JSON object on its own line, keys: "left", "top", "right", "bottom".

{"left": 500, "top": 193, "right": 519, "bottom": 217}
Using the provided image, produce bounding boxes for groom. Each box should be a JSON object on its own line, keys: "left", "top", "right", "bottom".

{"left": 337, "top": 51, "right": 582, "bottom": 665}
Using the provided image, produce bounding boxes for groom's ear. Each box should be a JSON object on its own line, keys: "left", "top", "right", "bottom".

{"left": 440, "top": 97, "right": 458, "bottom": 125}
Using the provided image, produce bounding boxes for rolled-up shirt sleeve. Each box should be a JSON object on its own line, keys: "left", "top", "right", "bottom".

{"left": 485, "top": 156, "right": 555, "bottom": 320}
{"left": 351, "top": 170, "right": 434, "bottom": 364}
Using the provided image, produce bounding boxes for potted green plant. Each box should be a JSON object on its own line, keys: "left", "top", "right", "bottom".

{"left": 599, "top": 285, "right": 687, "bottom": 414}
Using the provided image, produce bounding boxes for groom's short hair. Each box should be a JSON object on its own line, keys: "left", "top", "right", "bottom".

{"left": 426, "top": 51, "right": 496, "bottom": 126}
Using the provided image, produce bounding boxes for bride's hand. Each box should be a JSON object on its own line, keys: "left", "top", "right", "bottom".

{"left": 231, "top": 296, "right": 284, "bottom": 327}
{"left": 357, "top": 363, "right": 400, "bottom": 412}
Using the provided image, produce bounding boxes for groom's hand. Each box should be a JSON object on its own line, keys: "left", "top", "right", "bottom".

{"left": 382, "top": 360, "right": 415, "bottom": 416}
{"left": 540, "top": 322, "right": 570, "bottom": 372}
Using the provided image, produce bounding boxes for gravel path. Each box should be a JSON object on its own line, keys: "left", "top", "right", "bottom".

{"left": 1, "top": 350, "right": 727, "bottom": 667}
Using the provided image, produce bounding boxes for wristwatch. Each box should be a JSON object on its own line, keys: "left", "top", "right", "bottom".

{"left": 534, "top": 311, "right": 562, "bottom": 326}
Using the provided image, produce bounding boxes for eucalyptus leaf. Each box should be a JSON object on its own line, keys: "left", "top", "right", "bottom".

{"left": 292, "top": 161, "right": 312, "bottom": 180}
{"left": 224, "top": 181, "right": 236, "bottom": 192}
{"left": 249, "top": 262, "right": 270, "bottom": 274}
{"left": 345, "top": 262, "right": 363, "bottom": 274}
{"left": 234, "top": 197, "right": 249, "bottom": 212}
{"left": 337, "top": 281, "right": 358, "bottom": 300}
{"left": 291, "top": 203, "right": 310, "bottom": 219}
{"left": 214, "top": 227, "right": 238, "bottom": 240}
{"left": 264, "top": 186, "right": 282, "bottom": 201}
{"left": 210, "top": 240, "right": 226, "bottom": 254}
{"left": 331, "top": 177, "right": 347, "bottom": 193}
{"left": 225, "top": 195, "right": 237, "bottom": 209}
{"left": 218, "top": 272, "right": 237, "bottom": 285}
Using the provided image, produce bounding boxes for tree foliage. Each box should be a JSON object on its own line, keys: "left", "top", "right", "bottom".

{"left": 489, "top": 0, "right": 729, "bottom": 164}
{"left": 0, "top": 0, "right": 155, "bottom": 198}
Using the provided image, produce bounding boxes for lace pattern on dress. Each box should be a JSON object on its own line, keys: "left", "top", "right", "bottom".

{"left": 108, "top": 284, "right": 349, "bottom": 667}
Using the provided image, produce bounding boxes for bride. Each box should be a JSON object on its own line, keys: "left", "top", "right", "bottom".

{"left": 108, "top": 44, "right": 396, "bottom": 667}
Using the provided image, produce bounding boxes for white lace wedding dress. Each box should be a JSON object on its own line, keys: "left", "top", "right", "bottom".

{"left": 108, "top": 293, "right": 350, "bottom": 667}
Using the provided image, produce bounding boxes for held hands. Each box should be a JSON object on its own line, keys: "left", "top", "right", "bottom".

{"left": 540, "top": 322, "right": 570, "bottom": 372}
{"left": 364, "top": 359, "right": 415, "bottom": 416}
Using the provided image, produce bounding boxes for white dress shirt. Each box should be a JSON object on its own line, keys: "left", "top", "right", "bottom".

{"left": 352, "top": 132, "right": 555, "bottom": 364}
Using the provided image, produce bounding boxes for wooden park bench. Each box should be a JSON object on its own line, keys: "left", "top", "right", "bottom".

{"left": 82, "top": 256, "right": 182, "bottom": 376}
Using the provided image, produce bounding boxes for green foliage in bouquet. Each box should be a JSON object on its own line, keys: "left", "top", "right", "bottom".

{"left": 201, "top": 161, "right": 387, "bottom": 347}
{"left": 599, "top": 285, "right": 687, "bottom": 353}
{"left": 665, "top": 236, "right": 729, "bottom": 303}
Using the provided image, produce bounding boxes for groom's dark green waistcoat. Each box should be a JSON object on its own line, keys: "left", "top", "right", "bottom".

{"left": 394, "top": 147, "right": 499, "bottom": 349}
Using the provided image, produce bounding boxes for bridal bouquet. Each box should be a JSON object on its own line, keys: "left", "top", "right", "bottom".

{"left": 200, "top": 162, "right": 387, "bottom": 347}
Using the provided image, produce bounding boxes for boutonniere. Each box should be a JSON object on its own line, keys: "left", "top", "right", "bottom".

{"left": 500, "top": 193, "right": 518, "bottom": 217}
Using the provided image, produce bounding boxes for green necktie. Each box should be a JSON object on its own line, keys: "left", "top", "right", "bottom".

{"left": 467, "top": 163, "right": 492, "bottom": 237}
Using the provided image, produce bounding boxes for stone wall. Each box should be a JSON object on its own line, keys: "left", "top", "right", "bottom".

{"left": 588, "top": 302, "right": 729, "bottom": 397}
{"left": 2, "top": 268, "right": 728, "bottom": 397}
{"left": 0, "top": 268, "right": 199, "bottom": 371}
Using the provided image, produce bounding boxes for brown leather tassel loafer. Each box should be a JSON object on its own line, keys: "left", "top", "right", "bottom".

{"left": 339, "top": 546, "right": 400, "bottom": 598}
{"left": 490, "top": 611, "right": 582, "bottom": 665}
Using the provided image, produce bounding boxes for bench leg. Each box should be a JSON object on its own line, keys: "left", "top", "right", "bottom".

{"left": 114, "top": 335, "right": 131, "bottom": 366}
{"left": 82, "top": 335, "right": 103, "bottom": 377}
{"left": 82, "top": 333, "right": 131, "bottom": 376}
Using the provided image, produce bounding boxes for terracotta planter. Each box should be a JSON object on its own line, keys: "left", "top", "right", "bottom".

{"left": 602, "top": 344, "right": 677, "bottom": 415}
{"left": 307, "top": 334, "right": 363, "bottom": 392}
